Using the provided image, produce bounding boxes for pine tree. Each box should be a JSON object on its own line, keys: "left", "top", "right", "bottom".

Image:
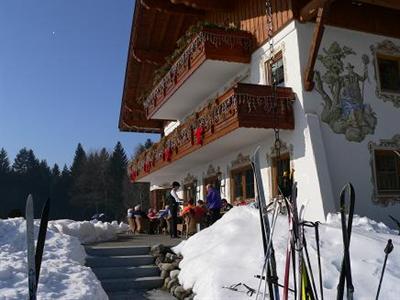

{"left": 108, "top": 142, "right": 128, "bottom": 220}
{"left": 70, "top": 143, "right": 86, "bottom": 177}
{"left": 52, "top": 163, "right": 61, "bottom": 178}
{"left": 70, "top": 143, "right": 87, "bottom": 208}
{"left": 0, "top": 148, "right": 10, "bottom": 174}
{"left": 12, "top": 148, "right": 38, "bottom": 174}
{"left": 144, "top": 138, "right": 154, "bottom": 149}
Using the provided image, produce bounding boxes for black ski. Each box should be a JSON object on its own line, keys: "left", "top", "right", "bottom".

{"left": 251, "top": 147, "right": 279, "bottom": 300}
{"left": 35, "top": 198, "right": 50, "bottom": 287}
{"left": 26, "top": 195, "right": 36, "bottom": 300}
{"left": 336, "top": 183, "right": 355, "bottom": 300}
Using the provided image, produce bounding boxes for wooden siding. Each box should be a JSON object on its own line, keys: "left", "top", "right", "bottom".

{"left": 206, "top": 0, "right": 294, "bottom": 46}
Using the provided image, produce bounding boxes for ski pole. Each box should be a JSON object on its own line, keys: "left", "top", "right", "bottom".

{"left": 375, "top": 239, "right": 394, "bottom": 300}
{"left": 314, "top": 222, "right": 324, "bottom": 300}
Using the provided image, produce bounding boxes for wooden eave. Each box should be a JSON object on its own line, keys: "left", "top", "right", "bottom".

{"left": 119, "top": 0, "right": 203, "bottom": 133}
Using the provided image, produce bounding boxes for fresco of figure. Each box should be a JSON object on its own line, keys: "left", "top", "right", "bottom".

{"left": 314, "top": 42, "right": 377, "bottom": 142}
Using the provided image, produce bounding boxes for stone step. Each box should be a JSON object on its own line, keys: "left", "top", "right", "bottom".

{"left": 102, "top": 276, "right": 164, "bottom": 292}
{"left": 92, "top": 265, "right": 160, "bottom": 280}
{"left": 107, "top": 290, "right": 147, "bottom": 300}
{"left": 85, "top": 245, "right": 150, "bottom": 257}
{"left": 86, "top": 255, "right": 154, "bottom": 268}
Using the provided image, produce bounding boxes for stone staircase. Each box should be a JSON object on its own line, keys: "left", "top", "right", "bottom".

{"left": 85, "top": 245, "right": 164, "bottom": 300}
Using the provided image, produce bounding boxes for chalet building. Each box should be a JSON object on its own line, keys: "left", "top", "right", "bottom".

{"left": 120, "top": 0, "right": 400, "bottom": 223}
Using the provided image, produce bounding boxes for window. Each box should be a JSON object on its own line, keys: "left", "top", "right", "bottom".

{"left": 203, "top": 175, "right": 220, "bottom": 198}
{"left": 265, "top": 52, "right": 285, "bottom": 86}
{"left": 231, "top": 167, "right": 255, "bottom": 201}
{"left": 377, "top": 54, "right": 400, "bottom": 94}
{"left": 271, "top": 153, "right": 290, "bottom": 197}
{"left": 183, "top": 182, "right": 196, "bottom": 201}
{"left": 374, "top": 149, "right": 400, "bottom": 195}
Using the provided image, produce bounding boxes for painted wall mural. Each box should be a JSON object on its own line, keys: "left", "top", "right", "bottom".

{"left": 314, "top": 42, "right": 377, "bottom": 142}
{"left": 370, "top": 40, "right": 400, "bottom": 108}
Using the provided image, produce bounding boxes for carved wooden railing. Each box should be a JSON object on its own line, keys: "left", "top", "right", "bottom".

{"left": 143, "top": 27, "right": 254, "bottom": 118}
{"left": 128, "top": 83, "right": 295, "bottom": 181}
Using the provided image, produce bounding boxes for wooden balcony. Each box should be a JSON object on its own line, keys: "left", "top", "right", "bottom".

{"left": 129, "top": 83, "right": 295, "bottom": 183}
{"left": 143, "top": 27, "right": 254, "bottom": 121}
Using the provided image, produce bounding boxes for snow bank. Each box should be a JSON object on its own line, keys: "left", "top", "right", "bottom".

{"left": 0, "top": 218, "right": 108, "bottom": 300}
{"left": 174, "top": 206, "right": 400, "bottom": 300}
{"left": 48, "top": 219, "right": 129, "bottom": 244}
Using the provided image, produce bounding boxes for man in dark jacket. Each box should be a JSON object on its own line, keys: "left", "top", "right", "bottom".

{"left": 166, "top": 181, "right": 181, "bottom": 238}
{"left": 206, "top": 184, "right": 222, "bottom": 225}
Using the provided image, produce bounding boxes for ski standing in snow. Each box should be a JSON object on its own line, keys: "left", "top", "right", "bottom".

{"left": 25, "top": 195, "right": 51, "bottom": 299}
{"left": 26, "top": 195, "right": 37, "bottom": 300}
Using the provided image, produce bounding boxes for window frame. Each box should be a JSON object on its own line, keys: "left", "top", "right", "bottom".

{"left": 270, "top": 152, "right": 291, "bottom": 198}
{"left": 375, "top": 52, "right": 400, "bottom": 96}
{"left": 230, "top": 165, "right": 255, "bottom": 202}
{"left": 264, "top": 51, "right": 285, "bottom": 86}
{"left": 183, "top": 182, "right": 197, "bottom": 202}
{"left": 372, "top": 148, "right": 400, "bottom": 197}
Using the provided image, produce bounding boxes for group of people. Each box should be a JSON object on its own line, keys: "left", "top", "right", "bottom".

{"left": 165, "top": 181, "right": 234, "bottom": 238}
{"left": 126, "top": 181, "right": 235, "bottom": 238}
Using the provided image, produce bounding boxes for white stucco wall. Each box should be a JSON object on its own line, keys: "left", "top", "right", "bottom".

{"left": 295, "top": 22, "right": 400, "bottom": 225}
{"left": 152, "top": 21, "right": 400, "bottom": 227}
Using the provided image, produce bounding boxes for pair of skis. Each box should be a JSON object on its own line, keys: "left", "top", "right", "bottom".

{"left": 251, "top": 147, "right": 280, "bottom": 300}
{"left": 26, "top": 195, "right": 50, "bottom": 300}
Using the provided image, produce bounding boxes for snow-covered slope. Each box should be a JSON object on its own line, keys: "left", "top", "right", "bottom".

{"left": 0, "top": 218, "right": 115, "bottom": 300}
{"left": 174, "top": 206, "right": 400, "bottom": 300}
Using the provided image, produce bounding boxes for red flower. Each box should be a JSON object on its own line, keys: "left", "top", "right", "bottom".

{"left": 195, "top": 126, "right": 204, "bottom": 145}
{"left": 163, "top": 147, "right": 172, "bottom": 162}
{"left": 130, "top": 170, "right": 137, "bottom": 182}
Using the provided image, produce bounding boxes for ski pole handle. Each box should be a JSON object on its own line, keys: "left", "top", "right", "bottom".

{"left": 384, "top": 239, "right": 393, "bottom": 255}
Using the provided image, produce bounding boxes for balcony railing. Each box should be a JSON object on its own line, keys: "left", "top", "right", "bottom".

{"left": 143, "top": 27, "right": 254, "bottom": 120}
{"left": 128, "top": 83, "right": 295, "bottom": 182}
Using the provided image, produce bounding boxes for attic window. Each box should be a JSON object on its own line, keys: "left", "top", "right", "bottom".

{"left": 265, "top": 52, "right": 285, "bottom": 87}
{"left": 377, "top": 54, "right": 400, "bottom": 94}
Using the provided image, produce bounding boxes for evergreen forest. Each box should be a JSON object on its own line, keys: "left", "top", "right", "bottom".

{"left": 0, "top": 140, "right": 153, "bottom": 221}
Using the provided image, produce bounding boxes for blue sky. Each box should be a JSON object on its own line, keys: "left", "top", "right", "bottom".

{"left": 0, "top": 0, "right": 157, "bottom": 167}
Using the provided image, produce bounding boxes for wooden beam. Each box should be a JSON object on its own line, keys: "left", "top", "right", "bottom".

{"left": 300, "top": 0, "right": 327, "bottom": 22}
{"left": 170, "top": 0, "right": 232, "bottom": 11}
{"left": 140, "top": 0, "right": 205, "bottom": 16}
{"left": 356, "top": 0, "right": 400, "bottom": 10}
{"left": 132, "top": 48, "right": 170, "bottom": 65}
{"left": 303, "top": 1, "right": 334, "bottom": 91}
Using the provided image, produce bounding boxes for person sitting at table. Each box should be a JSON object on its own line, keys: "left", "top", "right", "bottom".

{"left": 221, "top": 198, "right": 233, "bottom": 214}
{"left": 180, "top": 199, "right": 196, "bottom": 235}
{"left": 147, "top": 208, "right": 159, "bottom": 234}
{"left": 133, "top": 205, "right": 147, "bottom": 233}
{"left": 127, "top": 208, "right": 136, "bottom": 234}
{"left": 158, "top": 206, "right": 169, "bottom": 235}
{"left": 194, "top": 199, "right": 207, "bottom": 230}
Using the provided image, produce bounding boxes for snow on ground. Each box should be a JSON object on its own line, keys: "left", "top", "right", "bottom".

{"left": 48, "top": 219, "right": 129, "bottom": 244}
{"left": 174, "top": 206, "right": 400, "bottom": 300}
{"left": 0, "top": 218, "right": 128, "bottom": 300}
